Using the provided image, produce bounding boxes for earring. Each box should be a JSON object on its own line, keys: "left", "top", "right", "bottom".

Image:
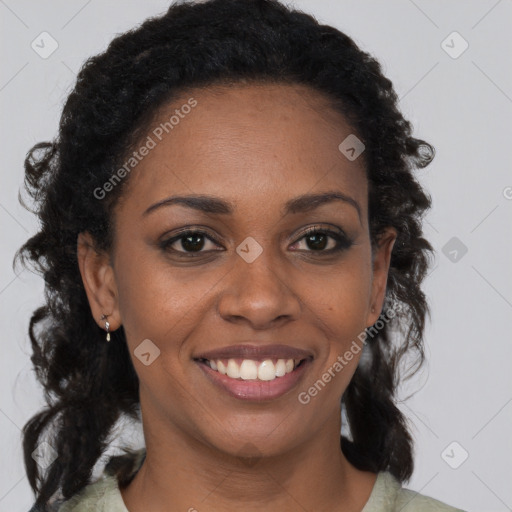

{"left": 101, "top": 314, "right": 111, "bottom": 342}
{"left": 371, "top": 307, "right": 376, "bottom": 313}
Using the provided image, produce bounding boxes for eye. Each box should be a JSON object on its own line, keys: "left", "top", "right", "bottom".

{"left": 159, "top": 224, "right": 353, "bottom": 258}
{"left": 290, "top": 225, "right": 353, "bottom": 253}
{"left": 159, "top": 229, "right": 222, "bottom": 256}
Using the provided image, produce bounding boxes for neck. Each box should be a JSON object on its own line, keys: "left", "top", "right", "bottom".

{"left": 120, "top": 406, "right": 376, "bottom": 512}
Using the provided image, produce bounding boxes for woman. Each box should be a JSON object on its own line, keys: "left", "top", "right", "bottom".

{"left": 18, "top": 0, "right": 465, "bottom": 510}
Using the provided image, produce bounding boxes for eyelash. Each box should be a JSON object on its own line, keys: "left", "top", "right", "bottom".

{"left": 159, "top": 225, "right": 354, "bottom": 258}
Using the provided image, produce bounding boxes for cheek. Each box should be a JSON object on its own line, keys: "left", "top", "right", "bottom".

{"left": 113, "top": 247, "right": 219, "bottom": 348}
{"left": 114, "top": 230, "right": 372, "bottom": 352}
{"left": 303, "top": 254, "right": 372, "bottom": 382}
{"left": 309, "top": 258, "right": 372, "bottom": 334}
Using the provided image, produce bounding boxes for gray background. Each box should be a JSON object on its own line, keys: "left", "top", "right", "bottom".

{"left": 1, "top": 1, "right": 511, "bottom": 510}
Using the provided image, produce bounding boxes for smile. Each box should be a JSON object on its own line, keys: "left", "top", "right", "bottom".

{"left": 195, "top": 358, "right": 312, "bottom": 401}
{"left": 198, "top": 358, "right": 304, "bottom": 381}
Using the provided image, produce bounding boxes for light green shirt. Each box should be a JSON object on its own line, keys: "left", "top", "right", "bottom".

{"left": 57, "top": 469, "right": 465, "bottom": 511}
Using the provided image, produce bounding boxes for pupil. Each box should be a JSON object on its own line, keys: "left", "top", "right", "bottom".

{"left": 182, "top": 234, "right": 205, "bottom": 252}
{"left": 307, "top": 233, "right": 327, "bottom": 250}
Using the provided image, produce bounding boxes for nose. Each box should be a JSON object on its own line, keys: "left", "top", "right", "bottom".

{"left": 217, "top": 246, "right": 302, "bottom": 330}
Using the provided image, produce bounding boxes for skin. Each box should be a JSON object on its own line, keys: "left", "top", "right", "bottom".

{"left": 78, "top": 82, "right": 397, "bottom": 512}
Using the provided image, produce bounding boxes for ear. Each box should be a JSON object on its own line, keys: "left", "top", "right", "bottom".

{"left": 77, "top": 232, "right": 121, "bottom": 330}
{"left": 365, "top": 227, "right": 397, "bottom": 327}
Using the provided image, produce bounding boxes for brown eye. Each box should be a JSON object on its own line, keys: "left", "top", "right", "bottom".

{"left": 178, "top": 233, "right": 207, "bottom": 252}
{"left": 303, "top": 232, "right": 331, "bottom": 251}
{"left": 291, "top": 226, "right": 353, "bottom": 253}
{"left": 160, "top": 229, "right": 221, "bottom": 255}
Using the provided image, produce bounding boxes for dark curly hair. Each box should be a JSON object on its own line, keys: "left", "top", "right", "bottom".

{"left": 16, "top": 0, "right": 435, "bottom": 509}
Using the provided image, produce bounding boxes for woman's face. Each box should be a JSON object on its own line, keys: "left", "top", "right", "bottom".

{"left": 80, "top": 82, "right": 396, "bottom": 459}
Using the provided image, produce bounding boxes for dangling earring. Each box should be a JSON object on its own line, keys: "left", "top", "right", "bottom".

{"left": 101, "top": 314, "right": 111, "bottom": 342}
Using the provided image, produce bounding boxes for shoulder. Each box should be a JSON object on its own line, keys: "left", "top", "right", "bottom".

{"left": 54, "top": 448, "right": 145, "bottom": 511}
{"left": 363, "top": 472, "right": 466, "bottom": 512}
{"left": 55, "top": 474, "right": 127, "bottom": 512}
{"left": 395, "top": 484, "right": 466, "bottom": 512}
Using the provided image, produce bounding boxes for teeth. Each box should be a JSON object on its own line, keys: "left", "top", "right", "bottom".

{"left": 226, "top": 359, "right": 241, "bottom": 379}
{"left": 240, "top": 360, "right": 258, "bottom": 380}
{"left": 217, "top": 360, "right": 227, "bottom": 375}
{"left": 206, "top": 358, "right": 301, "bottom": 381}
{"left": 258, "top": 360, "right": 275, "bottom": 381}
{"left": 275, "top": 359, "right": 286, "bottom": 377}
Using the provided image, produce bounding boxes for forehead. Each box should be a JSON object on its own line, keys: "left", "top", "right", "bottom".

{"left": 119, "top": 82, "right": 367, "bottom": 216}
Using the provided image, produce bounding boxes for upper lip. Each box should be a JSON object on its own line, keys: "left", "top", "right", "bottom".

{"left": 194, "top": 344, "right": 314, "bottom": 361}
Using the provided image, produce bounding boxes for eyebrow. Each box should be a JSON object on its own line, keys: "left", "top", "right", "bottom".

{"left": 143, "top": 191, "right": 362, "bottom": 222}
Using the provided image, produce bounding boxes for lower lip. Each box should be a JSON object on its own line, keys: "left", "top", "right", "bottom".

{"left": 195, "top": 359, "right": 311, "bottom": 402}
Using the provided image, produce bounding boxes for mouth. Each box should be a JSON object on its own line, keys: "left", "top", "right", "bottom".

{"left": 195, "top": 357, "right": 307, "bottom": 381}
{"left": 193, "top": 344, "right": 313, "bottom": 401}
